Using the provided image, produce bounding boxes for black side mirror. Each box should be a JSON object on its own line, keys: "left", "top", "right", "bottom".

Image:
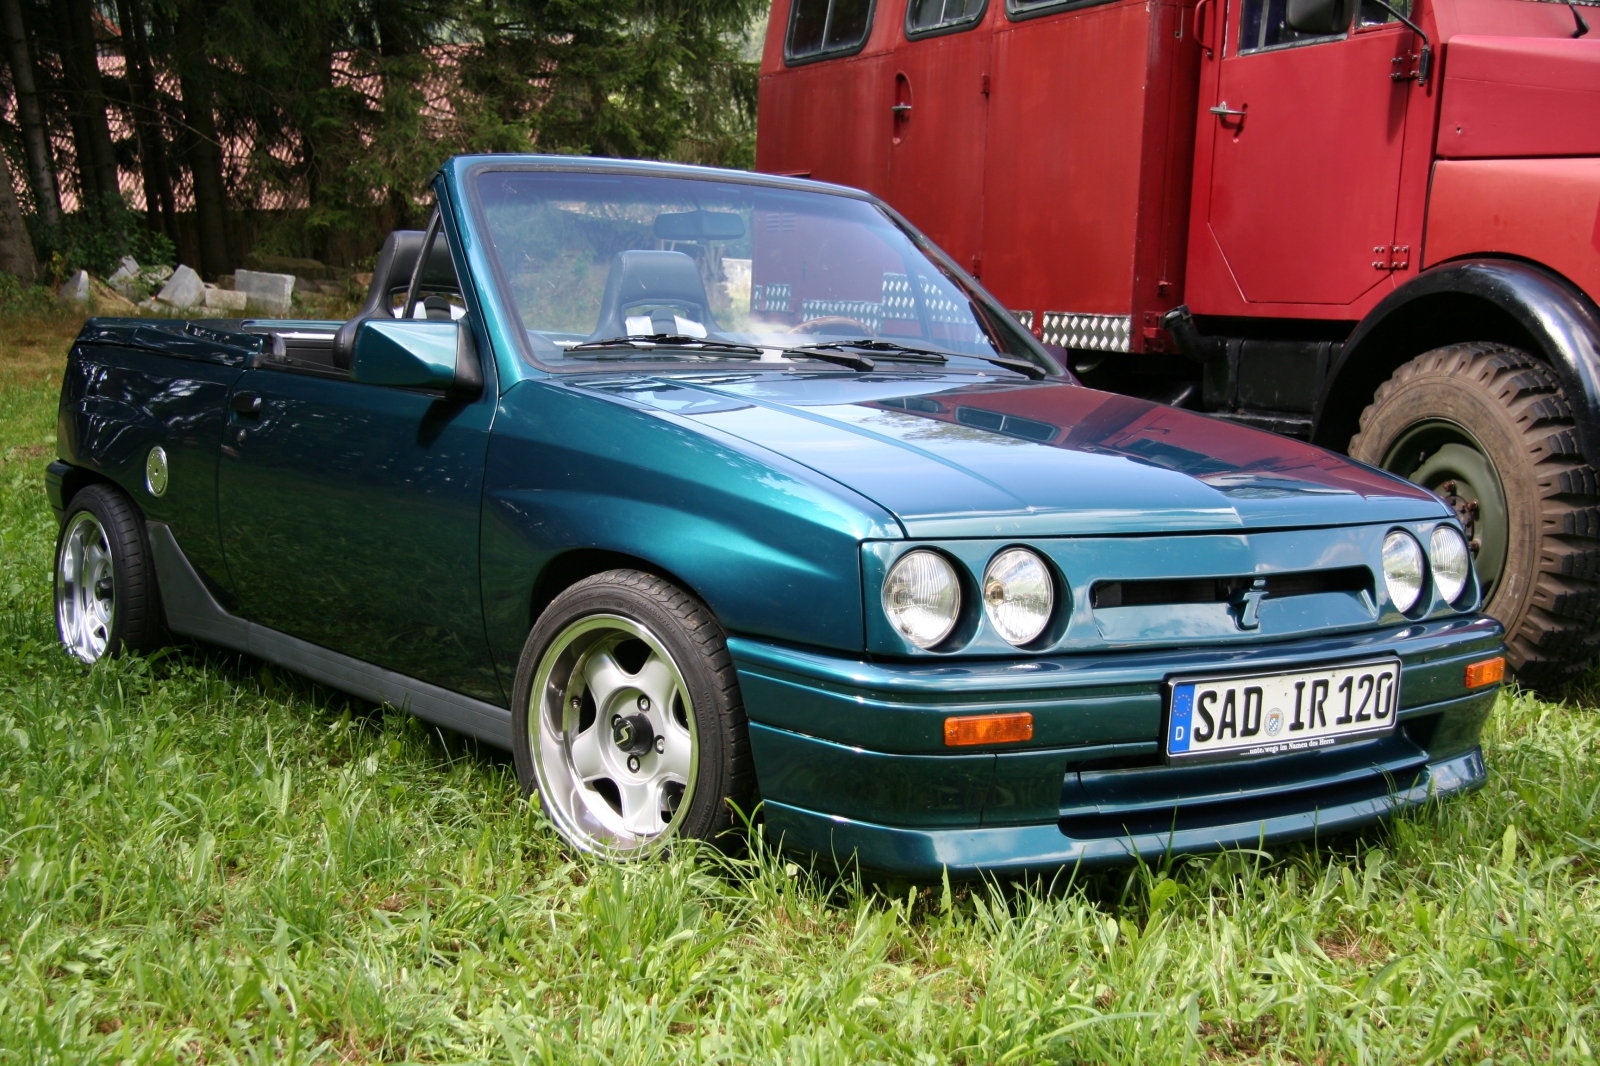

{"left": 1286, "top": 0, "right": 1356, "bottom": 34}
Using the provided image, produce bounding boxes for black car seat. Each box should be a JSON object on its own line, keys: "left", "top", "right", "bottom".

{"left": 588, "top": 250, "right": 716, "bottom": 341}
{"left": 332, "top": 229, "right": 459, "bottom": 368}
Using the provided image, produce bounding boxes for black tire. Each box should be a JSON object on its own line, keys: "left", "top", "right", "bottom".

{"left": 510, "top": 569, "right": 754, "bottom": 856}
{"left": 53, "top": 482, "right": 164, "bottom": 662}
{"left": 1349, "top": 343, "right": 1600, "bottom": 689}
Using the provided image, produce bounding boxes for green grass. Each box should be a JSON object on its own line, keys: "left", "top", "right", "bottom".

{"left": 3, "top": 311, "right": 1599, "bottom": 1064}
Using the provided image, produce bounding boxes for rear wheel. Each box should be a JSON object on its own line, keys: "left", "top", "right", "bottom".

{"left": 54, "top": 483, "right": 163, "bottom": 663}
{"left": 510, "top": 570, "right": 753, "bottom": 857}
{"left": 1349, "top": 343, "right": 1600, "bottom": 690}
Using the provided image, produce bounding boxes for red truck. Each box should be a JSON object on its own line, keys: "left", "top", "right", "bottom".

{"left": 756, "top": 0, "right": 1600, "bottom": 687}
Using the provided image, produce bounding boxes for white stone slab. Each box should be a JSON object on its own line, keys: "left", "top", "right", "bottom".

{"left": 234, "top": 270, "right": 296, "bottom": 316}
{"left": 58, "top": 269, "right": 90, "bottom": 303}
{"left": 204, "top": 287, "right": 249, "bottom": 312}
{"left": 108, "top": 257, "right": 140, "bottom": 297}
{"left": 156, "top": 265, "right": 205, "bottom": 309}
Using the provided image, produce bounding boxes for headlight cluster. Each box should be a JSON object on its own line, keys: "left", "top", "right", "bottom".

{"left": 882, "top": 550, "right": 961, "bottom": 648}
{"left": 883, "top": 547, "right": 1056, "bottom": 649}
{"left": 1429, "top": 525, "right": 1472, "bottom": 603}
{"left": 983, "top": 549, "right": 1054, "bottom": 645}
{"left": 1382, "top": 525, "right": 1474, "bottom": 613}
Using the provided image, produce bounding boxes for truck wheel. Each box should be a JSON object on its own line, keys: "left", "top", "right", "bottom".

{"left": 510, "top": 570, "right": 754, "bottom": 857}
{"left": 1349, "top": 343, "right": 1600, "bottom": 690}
{"left": 54, "top": 483, "right": 164, "bottom": 663}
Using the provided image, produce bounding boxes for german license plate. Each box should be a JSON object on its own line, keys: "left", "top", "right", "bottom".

{"left": 1166, "top": 658, "right": 1401, "bottom": 762}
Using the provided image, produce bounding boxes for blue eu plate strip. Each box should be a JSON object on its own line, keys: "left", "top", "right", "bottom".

{"left": 1169, "top": 683, "right": 1194, "bottom": 754}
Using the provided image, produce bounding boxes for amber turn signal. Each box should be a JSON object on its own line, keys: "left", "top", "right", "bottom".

{"left": 944, "top": 712, "right": 1033, "bottom": 746}
{"left": 1464, "top": 656, "right": 1505, "bottom": 689}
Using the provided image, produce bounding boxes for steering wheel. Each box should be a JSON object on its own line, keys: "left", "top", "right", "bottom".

{"left": 788, "top": 316, "right": 873, "bottom": 337}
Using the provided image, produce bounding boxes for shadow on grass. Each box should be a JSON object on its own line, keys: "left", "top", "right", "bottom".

{"left": 128, "top": 626, "right": 1429, "bottom": 933}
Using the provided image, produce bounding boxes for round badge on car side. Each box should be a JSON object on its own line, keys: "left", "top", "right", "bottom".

{"left": 145, "top": 446, "right": 168, "bottom": 497}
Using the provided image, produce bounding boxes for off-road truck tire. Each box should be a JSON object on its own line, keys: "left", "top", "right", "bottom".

{"left": 1350, "top": 342, "right": 1600, "bottom": 691}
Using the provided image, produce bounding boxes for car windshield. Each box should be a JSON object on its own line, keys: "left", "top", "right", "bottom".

{"left": 471, "top": 169, "right": 1052, "bottom": 376}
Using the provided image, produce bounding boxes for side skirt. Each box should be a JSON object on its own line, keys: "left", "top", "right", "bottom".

{"left": 148, "top": 522, "right": 513, "bottom": 749}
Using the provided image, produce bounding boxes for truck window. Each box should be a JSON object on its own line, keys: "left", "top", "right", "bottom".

{"left": 1237, "top": 0, "right": 1342, "bottom": 52}
{"left": 1005, "top": 0, "right": 1116, "bottom": 22}
{"left": 1356, "top": 0, "right": 1411, "bottom": 26}
{"left": 906, "top": 0, "right": 986, "bottom": 36}
{"left": 786, "top": 0, "right": 875, "bottom": 62}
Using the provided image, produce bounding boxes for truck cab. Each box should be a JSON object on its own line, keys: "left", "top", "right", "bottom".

{"left": 758, "top": 0, "right": 1600, "bottom": 687}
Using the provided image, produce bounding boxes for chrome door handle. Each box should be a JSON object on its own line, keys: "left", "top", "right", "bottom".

{"left": 1209, "top": 101, "right": 1247, "bottom": 116}
{"left": 890, "top": 103, "right": 913, "bottom": 114}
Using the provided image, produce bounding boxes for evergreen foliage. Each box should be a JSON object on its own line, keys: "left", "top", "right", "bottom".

{"left": 28, "top": 192, "right": 175, "bottom": 279}
{"left": 0, "top": 0, "right": 766, "bottom": 274}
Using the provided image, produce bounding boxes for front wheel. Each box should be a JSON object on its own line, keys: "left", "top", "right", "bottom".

{"left": 510, "top": 570, "right": 754, "bottom": 857}
{"left": 1350, "top": 343, "right": 1600, "bottom": 689}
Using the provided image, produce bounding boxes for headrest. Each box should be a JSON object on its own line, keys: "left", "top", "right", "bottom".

{"left": 588, "top": 249, "right": 718, "bottom": 342}
{"left": 335, "top": 229, "right": 460, "bottom": 367}
{"left": 356, "top": 229, "right": 459, "bottom": 318}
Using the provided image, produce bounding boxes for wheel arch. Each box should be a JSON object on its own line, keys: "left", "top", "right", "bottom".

{"left": 527, "top": 548, "right": 707, "bottom": 632}
{"left": 1313, "top": 259, "right": 1600, "bottom": 461}
{"left": 46, "top": 460, "right": 120, "bottom": 526}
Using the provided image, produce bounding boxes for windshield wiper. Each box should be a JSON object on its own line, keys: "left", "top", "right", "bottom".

{"left": 781, "top": 346, "right": 877, "bottom": 372}
{"left": 791, "top": 339, "right": 1048, "bottom": 380}
{"left": 563, "top": 334, "right": 1047, "bottom": 379}
{"left": 566, "top": 334, "right": 763, "bottom": 358}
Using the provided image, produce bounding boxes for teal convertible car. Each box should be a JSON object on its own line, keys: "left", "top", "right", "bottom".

{"left": 48, "top": 156, "right": 1504, "bottom": 876}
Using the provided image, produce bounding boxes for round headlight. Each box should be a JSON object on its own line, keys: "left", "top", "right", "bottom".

{"left": 1382, "top": 530, "right": 1426, "bottom": 613}
{"left": 1429, "top": 524, "right": 1472, "bottom": 605}
{"left": 983, "top": 548, "right": 1054, "bottom": 646}
{"left": 883, "top": 550, "right": 961, "bottom": 648}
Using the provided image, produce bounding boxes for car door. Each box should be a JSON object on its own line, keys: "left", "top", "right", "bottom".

{"left": 1188, "top": 0, "right": 1415, "bottom": 310}
{"left": 216, "top": 244, "right": 503, "bottom": 704}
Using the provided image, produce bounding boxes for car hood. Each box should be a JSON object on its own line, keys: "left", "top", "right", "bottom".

{"left": 584, "top": 373, "right": 1447, "bottom": 537}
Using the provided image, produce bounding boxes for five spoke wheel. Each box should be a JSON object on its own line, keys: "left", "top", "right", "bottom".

{"left": 511, "top": 569, "right": 753, "bottom": 859}
{"left": 56, "top": 508, "right": 115, "bottom": 659}
{"left": 56, "top": 510, "right": 115, "bottom": 663}
{"left": 52, "top": 484, "right": 162, "bottom": 664}
{"left": 530, "top": 615, "right": 698, "bottom": 853}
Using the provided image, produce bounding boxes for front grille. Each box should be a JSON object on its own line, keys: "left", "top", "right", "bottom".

{"left": 1091, "top": 566, "right": 1371, "bottom": 609}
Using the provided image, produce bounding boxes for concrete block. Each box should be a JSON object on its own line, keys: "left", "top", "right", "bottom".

{"left": 58, "top": 269, "right": 89, "bottom": 303}
{"left": 156, "top": 265, "right": 205, "bottom": 309}
{"left": 108, "top": 257, "right": 140, "bottom": 297}
{"left": 204, "top": 287, "right": 249, "bottom": 312}
{"left": 245, "top": 253, "right": 331, "bottom": 279}
{"left": 235, "top": 269, "right": 295, "bottom": 316}
{"left": 89, "top": 278, "right": 137, "bottom": 313}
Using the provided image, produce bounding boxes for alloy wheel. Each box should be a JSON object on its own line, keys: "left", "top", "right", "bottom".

{"left": 56, "top": 510, "right": 115, "bottom": 663}
{"left": 528, "top": 613, "right": 698, "bottom": 855}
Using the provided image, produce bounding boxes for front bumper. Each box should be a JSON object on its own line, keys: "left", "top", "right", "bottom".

{"left": 730, "top": 616, "right": 1502, "bottom": 878}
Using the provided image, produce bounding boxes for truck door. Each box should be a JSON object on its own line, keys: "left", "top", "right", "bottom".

{"left": 1189, "top": 0, "right": 1417, "bottom": 310}
{"left": 885, "top": 0, "right": 992, "bottom": 276}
